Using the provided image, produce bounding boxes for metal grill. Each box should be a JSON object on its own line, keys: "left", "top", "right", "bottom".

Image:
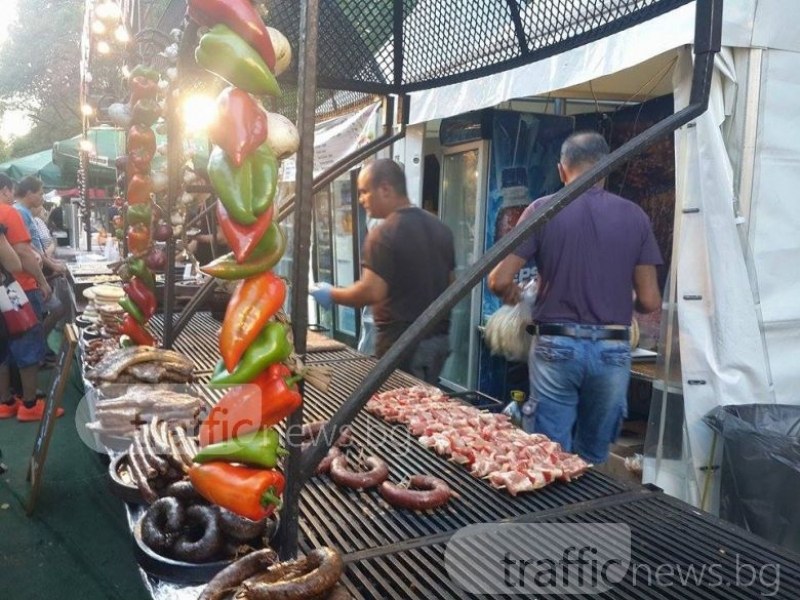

{"left": 150, "top": 311, "right": 221, "bottom": 375}
{"left": 303, "top": 347, "right": 363, "bottom": 364}
{"left": 339, "top": 493, "right": 800, "bottom": 599}
{"left": 267, "top": 0, "right": 692, "bottom": 93}
{"left": 192, "top": 358, "right": 628, "bottom": 555}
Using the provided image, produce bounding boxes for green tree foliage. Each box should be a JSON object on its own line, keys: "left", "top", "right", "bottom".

{"left": 0, "top": 0, "right": 84, "bottom": 158}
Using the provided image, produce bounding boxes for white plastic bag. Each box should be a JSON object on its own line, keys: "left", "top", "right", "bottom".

{"left": 484, "top": 278, "right": 538, "bottom": 362}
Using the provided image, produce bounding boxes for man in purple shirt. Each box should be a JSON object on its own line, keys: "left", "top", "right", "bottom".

{"left": 489, "top": 131, "right": 663, "bottom": 463}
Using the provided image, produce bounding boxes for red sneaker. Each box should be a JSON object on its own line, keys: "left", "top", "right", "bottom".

{"left": 17, "top": 400, "right": 65, "bottom": 422}
{"left": 0, "top": 398, "right": 22, "bottom": 419}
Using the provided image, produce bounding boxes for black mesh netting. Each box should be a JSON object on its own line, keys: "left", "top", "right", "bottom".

{"left": 151, "top": 0, "right": 691, "bottom": 113}
{"left": 268, "top": 0, "right": 693, "bottom": 93}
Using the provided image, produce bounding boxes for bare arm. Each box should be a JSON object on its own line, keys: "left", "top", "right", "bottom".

{"left": 488, "top": 254, "right": 526, "bottom": 305}
{"left": 13, "top": 242, "right": 51, "bottom": 299}
{"left": 331, "top": 267, "right": 389, "bottom": 308}
{"left": 0, "top": 234, "right": 22, "bottom": 272}
{"left": 633, "top": 264, "right": 661, "bottom": 313}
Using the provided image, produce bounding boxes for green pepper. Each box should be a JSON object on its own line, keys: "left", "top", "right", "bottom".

{"left": 200, "top": 223, "right": 286, "bottom": 280}
{"left": 131, "top": 99, "right": 161, "bottom": 128}
{"left": 195, "top": 24, "right": 280, "bottom": 97}
{"left": 129, "top": 258, "right": 156, "bottom": 291}
{"left": 126, "top": 204, "right": 151, "bottom": 226}
{"left": 119, "top": 296, "right": 145, "bottom": 324}
{"left": 251, "top": 143, "right": 278, "bottom": 217}
{"left": 210, "top": 321, "right": 293, "bottom": 385}
{"left": 193, "top": 428, "right": 288, "bottom": 468}
{"left": 130, "top": 64, "right": 160, "bottom": 82}
{"left": 207, "top": 144, "right": 255, "bottom": 226}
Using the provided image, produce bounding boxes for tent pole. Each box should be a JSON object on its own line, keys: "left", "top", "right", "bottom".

{"left": 275, "top": 0, "right": 320, "bottom": 560}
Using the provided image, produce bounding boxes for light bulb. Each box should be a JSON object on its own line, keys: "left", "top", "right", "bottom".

{"left": 96, "top": 41, "right": 111, "bottom": 54}
{"left": 81, "top": 104, "right": 94, "bottom": 117}
{"left": 114, "top": 25, "right": 130, "bottom": 44}
{"left": 91, "top": 20, "right": 106, "bottom": 35}
{"left": 79, "top": 139, "right": 95, "bottom": 153}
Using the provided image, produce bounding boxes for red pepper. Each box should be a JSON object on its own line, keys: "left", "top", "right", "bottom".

{"left": 216, "top": 202, "right": 273, "bottom": 264}
{"left": 124, "top": 277, "right": 158, "bottom": 320}
{"left": 220, "top": 270, "right": 286, "bottom": 371}
{"left": 126, "top": 224, "right": 150, "bottom": 254}
{"left": 127, "top": 125, "right": 156, "bottom": 158}
{"left": 209, "top": 87, "right": 268, "bottom": 168}
{"left": 188, "top": 0, "right": 276, "bottom": 72}
{"left": 119, "top": 314, "right": 156, "bottom": 346}
{"left": 126, "top": 173, "right": 153, "bottom": 205}
{"left": 188, "top": 462, "right": 284, "bottom": 521}
{"left": 128, "top": 148, "right": 154, "bottom": 175}
{"left": 129, "top": 75, "right": 159, "bottom": 106}
{"left": 198, "top": 371, "right": 302, "bottom": 446}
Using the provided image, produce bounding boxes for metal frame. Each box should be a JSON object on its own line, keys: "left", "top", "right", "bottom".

{"left": 155, "top": 0, "right": 721, "bottom": 556}
{"left": 437, "top": 140, "right": 490, "bottom": 391}
{"left": 283, "top": 0, "right": 722, "bottom": 556}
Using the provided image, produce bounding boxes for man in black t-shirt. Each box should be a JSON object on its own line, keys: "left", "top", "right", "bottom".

{"left": 310, "top": 159, "right": 455, "bottom": 384}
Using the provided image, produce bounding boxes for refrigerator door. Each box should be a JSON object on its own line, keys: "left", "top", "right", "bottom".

{"left": 438, "top": 142, "right": 488, "bottom": 390}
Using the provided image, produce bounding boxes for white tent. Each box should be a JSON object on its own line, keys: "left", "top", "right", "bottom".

{"left": 397, "top": 0, "right": 800, "bottom": 511}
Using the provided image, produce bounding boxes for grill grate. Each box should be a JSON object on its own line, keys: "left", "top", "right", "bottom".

{"left": 303, "top": 347, "right": 364, "bottom": 363}
{"left": 193, "top": 357, "right": 629, "bottom": 555}
{"left": 339, "top": 493, "right": 800, "bottom": 599}
{"left": 151, "top": 311, "right": 221, "bottom": 374}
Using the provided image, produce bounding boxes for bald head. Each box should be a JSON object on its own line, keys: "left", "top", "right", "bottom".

{"left": 363, "top": 159, "right": 407, "bottom": 197}
{"left": 559, "top": 131, "right": 610, "bottom": 183}
{"left": 357, "top": 159, "right": 410, "bottom": 218}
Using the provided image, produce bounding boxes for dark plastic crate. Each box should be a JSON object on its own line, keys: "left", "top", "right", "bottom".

{"left": 449, "top": 390, "right": 504, "bottom": 413}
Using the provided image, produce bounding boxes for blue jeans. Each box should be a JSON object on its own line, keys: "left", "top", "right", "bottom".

{"left": 522, "top": 330, "right": 631, "bottom": 464}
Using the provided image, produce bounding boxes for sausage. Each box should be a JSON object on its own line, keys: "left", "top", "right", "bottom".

{"left": 132, "top": 431, "right": 158, "bottom": 478}
{"left": 199, "top": 548, "right": 278, "bottom": 600}
{"left": 173, "top": 425, "right": 197, "bottom": 467}
{"left": 329, "top": 455, "right": 388, "bottom": 490}
{"left": 148, "top": 416, "right": 172, "bottom": 456}
{"left": 237, "top": 547, "right": 344, "bottom": 600}
{"left": 166, "top": 427, "right": 189, "bottom": 471}
{"left": 164, "top": 479, "right": 205, "bottom": 505}
{"left": 172, "top": 504, "right": 223, "bottom": 563}
{"left": 141, "top": 424, "right": 170, "bottom": 475}
{"left": 302, "top": 421, "right": 352, "bottom": 447}
{"left": 140, "top": 496, "right": 184, "bottom": 553}
{"left": 218, "top": 507, "right": 267, "bottom": 542}
{"left": 126, "top": 444, "right": 158, "bottom": 503}
{"left": 378, "top": 475, "right": 453, "bottom": 510}
{"left": 316, "top": 446, "right": 342, "bottom": 476}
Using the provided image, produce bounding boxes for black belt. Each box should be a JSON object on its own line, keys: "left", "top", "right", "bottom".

{"left": 526, "top": 323, "right": 630, "bottom": 341}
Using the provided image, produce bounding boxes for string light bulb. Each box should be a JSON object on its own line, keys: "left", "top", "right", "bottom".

{"left": 79, "top": 139, "right": 95, "bottom": 154}
{"left": 91, "top": 20, "right": 107, "bottom": 35}
{"left": 114, "top": 25, "right": 130, "bottom": 44}
{"left": 96, "top": 40, "right": 111, "bottom": 54}
{"left": 81, "top": 104, "right": 94, "bottom": 117}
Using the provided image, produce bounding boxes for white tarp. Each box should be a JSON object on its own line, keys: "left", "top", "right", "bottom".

{"left": 408, "top": 2, "right": 696, "bottom": 124}
{"left": 643, "top": 47, "right": 775, "bottom": 506}
{"left": 281, "top": 102, "right": 381, "bottom": 182}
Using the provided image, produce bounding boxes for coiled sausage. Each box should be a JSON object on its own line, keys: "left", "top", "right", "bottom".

{"left": 378, "top": 475, "right": 453, "bottom": 510}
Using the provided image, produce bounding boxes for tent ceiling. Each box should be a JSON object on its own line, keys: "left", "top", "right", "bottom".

{"left": 550, "top": 50, "right": 678, "bottom": 102}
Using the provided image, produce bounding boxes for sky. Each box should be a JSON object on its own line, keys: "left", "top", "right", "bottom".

{"left": 0, "top": 0, "right": 32, "bottom": 142}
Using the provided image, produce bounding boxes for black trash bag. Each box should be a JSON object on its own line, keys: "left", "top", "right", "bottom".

{"left": 704, "top": 404, "right": 800, "bottom": 553}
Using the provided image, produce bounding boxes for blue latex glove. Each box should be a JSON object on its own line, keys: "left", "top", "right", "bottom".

{"left": 309, "top": 282, "right": 334, "bottom": 309}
